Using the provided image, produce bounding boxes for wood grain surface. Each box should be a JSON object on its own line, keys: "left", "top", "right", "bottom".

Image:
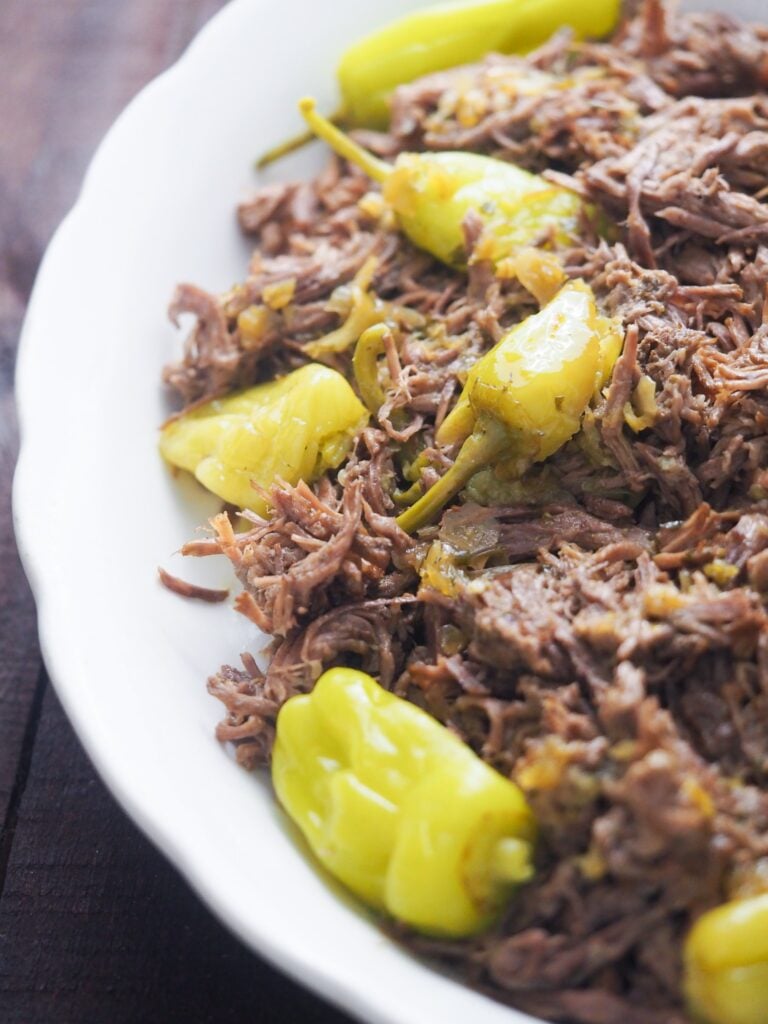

{"left": 0, "top": 3, "right": 354, "bottom": 1021}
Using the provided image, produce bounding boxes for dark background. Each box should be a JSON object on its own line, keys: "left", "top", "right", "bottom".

{"left": 0, "top": 2, "right": 355, "bottom": 1020}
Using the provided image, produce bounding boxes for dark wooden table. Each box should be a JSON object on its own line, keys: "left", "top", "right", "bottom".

{"left": 0, "top": 3, "right": 356, "bottom": 1020}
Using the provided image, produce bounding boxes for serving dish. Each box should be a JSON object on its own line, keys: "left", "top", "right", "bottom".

{"left": 13, "top": 0, "right": 763, "bottom": 1022}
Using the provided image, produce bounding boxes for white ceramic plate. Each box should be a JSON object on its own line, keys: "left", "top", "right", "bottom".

{"left": 13, "top": 1, "right": 761, "bottom": 1022}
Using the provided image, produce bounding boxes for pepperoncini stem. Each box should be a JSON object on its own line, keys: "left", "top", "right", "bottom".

{"left": 257, "top": 107, "right": 346, "bottom": 169}
{"left": 257, "top": 128, "right": 315, "bottom": 169}
{"left": 393, "top": 480, "right": 425, "bottom": 507}
{"left": 353, "top": 323, "right": 393, "bottom": 413}
{"left": 396, "top": 417, "right": 510, "bottom": 533}
{"left": 299, "top": 98, "right": 390, "bottom": 183}
{"left": 684, "top": 893, "right": 768, "bottom": 1024}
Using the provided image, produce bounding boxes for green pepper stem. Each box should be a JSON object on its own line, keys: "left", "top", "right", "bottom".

{"left": 392, "top": 480, "right": 424, "bottom": 507}
{"left": 256, "top": 128, "right": 318, "bottom": 169}
{"left": 299, "top": 97, "right": 390, "bottom": 183}
{"left": 257, "top": 107, "right": 347, "bottom": 169}
{"left": 396, "top": 417, "right": 511, "bottom": 534}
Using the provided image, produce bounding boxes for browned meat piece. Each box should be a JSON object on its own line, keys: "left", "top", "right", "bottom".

{"left": 157, "top": 566, "right": 229, "bottom": 603}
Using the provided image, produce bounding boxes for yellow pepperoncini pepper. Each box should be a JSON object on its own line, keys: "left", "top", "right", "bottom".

{"left": 299, "top": 99, "right": 584, "bottom": 270}
{"left": 684, "top": 893, "right": 768, "bottom": 1024}
{"left": 272, "top": 667, "right": 536, "bottom": 937}
{"left": 258, "top": 0, "right": 621, "bottom": 165}
{"left": 337, "top": 0, "right": 620, "bottom": 129}
{"left": 396, "top": 280, "right": 623, "bottom": 532}
{"left": 159, "top": 363, "right": 368, "bottom": 514}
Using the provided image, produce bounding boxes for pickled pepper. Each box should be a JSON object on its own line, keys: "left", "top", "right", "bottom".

{"left": 396, "top": 280, "right": 623, "bottom": 532}
{"left": 272, "top": 667, "right": 536, "bottom": 937}
{"left": 299, "top": 98, "right": 584, "bottom": 269}
{"left": 684, "top": 893, "right": 768, "bottom": 1024}
{"left": 159, "top": 363, "right": 368, "bottom": 513}
{"left": 337, "top": 0, "right": 622, "bottom": 129}
{"left": 258, "top": 0, "right": 621, "bottom": 165}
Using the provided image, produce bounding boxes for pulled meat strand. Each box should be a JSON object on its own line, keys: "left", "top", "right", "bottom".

{"left": 164, "top": 3, "right": 768, "bottom": 1021}
{"left": 157, "top": 566, "right": 229, "bottom": 603}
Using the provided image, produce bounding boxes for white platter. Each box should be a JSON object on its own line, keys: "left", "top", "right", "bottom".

{"left": 13, "top": 1, "right": 761, "bottom": 1022}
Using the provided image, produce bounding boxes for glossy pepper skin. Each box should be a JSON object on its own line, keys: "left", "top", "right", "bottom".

{"left": 338, "top": 0, "right": 621, "bottom": 129}
{"left": 439, "top": 279, "right": 621, "bottom": 454}
{"left": 396, "top": 281, "right": 622, "bottom": 532}
{"left": 684, "top": 893, "right": 768, "bottom": 1024}
{"left": 159, "top": 363, "right": 368, "bottom": 514}
{"left": 299, "top": 99, "right": 584, "bottom": 270}
{"left": 258, "top": 0, "right": 621, "bottom": 167}
{"left": 272, "top": 667, "right": 536, "bottom": 937}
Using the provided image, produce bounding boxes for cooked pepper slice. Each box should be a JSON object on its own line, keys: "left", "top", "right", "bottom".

{"left": 159, "top": 363, "right": 368, "bottom": 514}
{"left": 684, "top": 893, "right": 768, "bottom": 1024}
{"left": 299, "top": 98, "right": 584, "bottom": 269}
{"left": 396, "top": 280, "right": 622, "bottom": 532}
{"left": 353, "top": 323, "right": 393, "bottom": 414}
{"left": 272, "top": 667, "right": 536, "bottom": 937}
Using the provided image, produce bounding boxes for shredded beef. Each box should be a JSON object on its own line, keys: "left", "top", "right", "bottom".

{"left": 166, "top": 2, "right": 768, "bottom": 1021}
{"left": 157, "top": 566, "right": 228, "bottom": 603}
{"left": 582, "top": 96, "right": 768, "bottom": 267}
{"left": 620, "top": 0, "right": 768, "bottom": 98}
